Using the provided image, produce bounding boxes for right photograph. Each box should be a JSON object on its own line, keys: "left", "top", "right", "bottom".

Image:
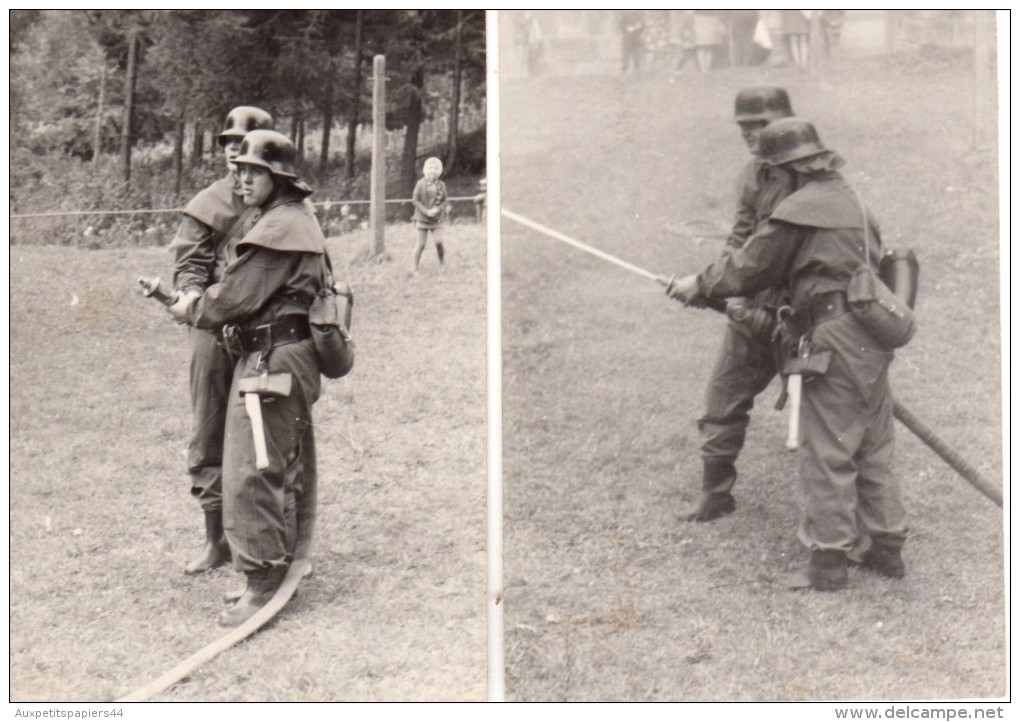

{"left": 498, "top": 10, "right": 1005, "bottom": 702}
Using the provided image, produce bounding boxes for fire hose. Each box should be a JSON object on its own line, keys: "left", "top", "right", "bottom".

{"left": 122, "top": 279, "right": 320, "bottom": 701}
{"left": 502, "top": 208, "right": 1002, "bottom": 509}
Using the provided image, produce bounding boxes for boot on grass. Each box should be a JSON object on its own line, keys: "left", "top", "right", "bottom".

{"left": 217, "top": 567, "right": 287, "bottom": 627}
{"left": 679, "top": 459, "right": 737, "bottom": 522}
{"left": 184, "top": 510, "right": 231, "bottom": 575}
{"left": 782, "top": 549, "right": 848, "bottom": 591}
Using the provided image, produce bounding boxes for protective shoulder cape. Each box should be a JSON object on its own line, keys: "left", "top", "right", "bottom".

{"left": 238, "top": 201, "right": 325, "bottom": 255}
{"left": 769, "top": 177, "right": 864, "bottom": 230}
{"left": 183, "top": 177, "right": 243, "bottom": 235}
{"left": 735, "top": 159, "right": 759, "bottom": 195}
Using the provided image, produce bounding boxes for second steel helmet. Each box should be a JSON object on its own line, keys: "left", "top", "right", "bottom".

{"left": 758, "top": 117, "right": 828, "bottom": 166}
{"left": 233, "top": 129, "right": 299, "bottom": 178}
{"left": 217, "top": 106, "right": 275, "bottom": 144}
{"left": 734, "top": 87, "right": 794, "bottom": 124}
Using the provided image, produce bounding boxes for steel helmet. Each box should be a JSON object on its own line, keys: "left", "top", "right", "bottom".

{"left": 233, "top": 130, "right": 299, "bottom": 178}
{"left": 758, "top": 117, "right": 828, "bottom": 166}
{"left": 734, "top": 86, "right": 794, "bottom": 124}
{"left": 217, "top": 106, "right": 275, "bottom": 144}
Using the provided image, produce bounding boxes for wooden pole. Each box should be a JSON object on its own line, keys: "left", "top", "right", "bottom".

{"left": 370, "top": 54, "right": 386, "bottom": 256}
{"left": 120, "top": 31, "right": 139, "bottom": 187}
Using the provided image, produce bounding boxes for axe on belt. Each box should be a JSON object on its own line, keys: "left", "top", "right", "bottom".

{"left": 237, "top": 372, "right": 293, "bottom": 470}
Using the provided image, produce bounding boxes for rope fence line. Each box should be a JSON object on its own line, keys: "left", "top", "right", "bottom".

{"left": 9, "top": 195, "right": 484, "bottom": 221}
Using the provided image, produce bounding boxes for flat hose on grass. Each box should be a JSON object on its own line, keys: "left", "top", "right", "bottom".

{"left": 115, "top": 558, "right": 312, "bottom": 702}
{"left": 117, "top": 432, "right": 319, "bottom": 702}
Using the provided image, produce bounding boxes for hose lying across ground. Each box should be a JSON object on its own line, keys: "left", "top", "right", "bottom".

{"left": 118, "top": 432, "right": 319, "bottom": 701}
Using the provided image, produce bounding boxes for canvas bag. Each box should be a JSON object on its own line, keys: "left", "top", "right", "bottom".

{"left": 308, "top": 253, "right": 355, "bottom": 378}
{"left": 846, "top": 193, "right": 916, "bottom": 349}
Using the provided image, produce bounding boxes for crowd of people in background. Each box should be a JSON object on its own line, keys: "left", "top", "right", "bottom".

{"left": 514, "top": 10, "right": 847, "bottom": 78}
{"left": 621, "top": 10, "right": 847, "bottom": 75}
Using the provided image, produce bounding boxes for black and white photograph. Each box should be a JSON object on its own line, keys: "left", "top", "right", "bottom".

{"left": 499, "top": 9, "right": 1005, "bottom": 703}
{"left": 10, "top": 9, "right": 488, "bottom": 702}
{"left": 6, "top": 7, "right": 1010, "bottom": 712}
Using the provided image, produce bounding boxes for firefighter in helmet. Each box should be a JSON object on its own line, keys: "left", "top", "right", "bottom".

{"left": 170, "top": 129, "right": 328, "bottom": 624}
{"left": 665, "top": 118, "right": 908, "bottom": 590}
{"left": 680, "top": 87, "right": 797, "bottom": 523}
{"left": 170, "top": 106, "right": 275, "bottom": 576}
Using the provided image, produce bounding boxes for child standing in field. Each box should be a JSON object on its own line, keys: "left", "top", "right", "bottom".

{"left": 411, "top": 157, "right": 448, "bottom": 275}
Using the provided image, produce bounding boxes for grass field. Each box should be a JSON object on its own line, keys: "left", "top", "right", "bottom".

{"left": 9, "top": 223, "right": 487, "bottom": 701}
{"left": 499, "top": 54, "right": 1005, "bottom": 701}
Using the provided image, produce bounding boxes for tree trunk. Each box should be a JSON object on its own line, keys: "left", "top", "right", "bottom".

{"left": 370, "top": 54, "right": 386, "bottom": 255}
{"left": 297, "top": 113, "right": 305, "bottom": 156}
{"left": 345, "top": 10, "right": 365, "bottom": 181}
{"left": 93, "top": 63, "right": 106, "bottom": 163}
{"left": 320, "top": 58, "right": 335, "bottom": 174}
{"left": 191, "top": 119, "right": 203, "bottom": 167}
{"left": 400, "top": 65, "right": 425, "bottom": 199}
{"left": 446, "top": 11, "right": 463, "bottom": 172}
{"left": 120, "top": 31, "right": 139, "bottom": 187}
{"left": 173, "top": 112, "right": 185, "bottom": 195}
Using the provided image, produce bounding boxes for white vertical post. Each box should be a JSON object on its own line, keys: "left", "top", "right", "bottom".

{"left": 485, "top": 10, "right": 505, "bottom": 704}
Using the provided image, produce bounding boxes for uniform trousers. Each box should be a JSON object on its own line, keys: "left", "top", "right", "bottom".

{"left": 797, "top": 313, "right": 908, "bottom": 552}
{"left": 187, "top": 327, "right": 236, "bottom": 512}
{"left": 222, "top": 338, "right": 321, "bottom": 572}
{"left": 697, "top": 320, "right": 778, "bottom": 473}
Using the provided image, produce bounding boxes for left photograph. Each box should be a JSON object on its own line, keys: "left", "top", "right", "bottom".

{"left": 10, "top": 10, "right": 488, "bottom": 701}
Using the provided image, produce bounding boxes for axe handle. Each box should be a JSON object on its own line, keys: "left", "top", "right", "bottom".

{"left": 785, "top": 374, "right": 802, "bottom": 451}
{"left": 244, "top": 393, "right": 270, "bottom": 470}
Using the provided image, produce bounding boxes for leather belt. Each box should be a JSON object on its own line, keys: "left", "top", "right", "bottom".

{"left": 237, "top": 316, "right": 311, "bottom": 353}
{"left": 803, "top": 291, "right": 849, "bottom": 328}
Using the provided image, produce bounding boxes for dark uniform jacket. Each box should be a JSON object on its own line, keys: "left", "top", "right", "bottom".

{"left": 727, "top": 158, "right": 794, "bottom": 250}
{"left": 188, "top": 193, "right": 326, "bottom": 331}
{"left": 698, "top": 172, "right": 880, "bottom": 311}
{"left": 171, "top": 176, "right": 246, "bottom": 294}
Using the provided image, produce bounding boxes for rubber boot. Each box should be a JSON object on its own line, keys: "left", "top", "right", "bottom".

{"left": 223, "top": 561, "right": 313, "bottom": 604}
{"left": 852, "top": 542, "right": 905, "bottom": 579}
{"left": 217, "top": 567, "right": 287, "bottom": 627}
{"left": 783, "top": 549, "right": 848, "bottom": 591}
{"left": 184, "top": 510, "right": 231, "bottom": 575}
{"left": 679, "top": 459, "right": 737, "bottom": 522}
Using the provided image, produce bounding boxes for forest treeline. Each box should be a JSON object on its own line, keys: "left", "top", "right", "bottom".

{"left": 10, "top": 10, "right": 486, "bottom": 217}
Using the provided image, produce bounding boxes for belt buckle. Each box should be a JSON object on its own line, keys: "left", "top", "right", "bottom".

{"left": 254, "top": 322, "right": 273, "bottom": 350}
